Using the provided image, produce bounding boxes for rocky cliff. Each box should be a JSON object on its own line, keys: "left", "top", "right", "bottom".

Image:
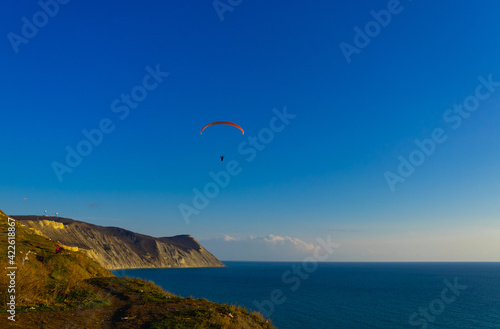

{"left": 12, "top": 215, "right": 224, "bottom": 270}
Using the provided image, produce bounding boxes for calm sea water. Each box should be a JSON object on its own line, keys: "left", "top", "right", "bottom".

{"left": 112, "top": 262, "right": 500, "bottom": 329}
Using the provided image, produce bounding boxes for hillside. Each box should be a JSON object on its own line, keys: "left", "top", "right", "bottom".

{"left": 12, "top": 215, "right": 224, "bottom": 270}
{"left": 0, "top": 209, "right": 275, "bottom": 328}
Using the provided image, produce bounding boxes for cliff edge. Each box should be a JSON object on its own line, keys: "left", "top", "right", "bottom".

{"left": 12, "top": 215, "right": 224, "bottom": 270}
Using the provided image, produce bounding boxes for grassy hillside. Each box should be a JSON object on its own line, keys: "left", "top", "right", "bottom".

{"left": 0, "top": 210, "right": 112, "bottom": 310}
{"left": 0, "top": 210, "right": 275, "bottom": 328}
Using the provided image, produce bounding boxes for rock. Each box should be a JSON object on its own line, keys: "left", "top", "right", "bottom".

{"left": 12, "top": 215, "right": 225, "bottom": 270}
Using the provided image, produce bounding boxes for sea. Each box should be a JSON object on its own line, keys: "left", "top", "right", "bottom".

{"left": 112, "top": 262, "right": 500, "bottom": 329}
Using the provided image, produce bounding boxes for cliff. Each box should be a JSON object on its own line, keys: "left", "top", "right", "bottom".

{"left": 12, "top": 215, "right": 224, "bottom": 270}
{"left": 0, "top": 209, "right": 274, "bottom": 328}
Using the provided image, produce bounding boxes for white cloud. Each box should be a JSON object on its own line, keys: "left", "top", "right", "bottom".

{"left": 263, "top": 234, "right": 315, "bottom": 252}
{"left": 218, "top": 234, "right": 315, "bottom": 253}
{"left": 223, "top": 234, "right": 239, "bottom": 241}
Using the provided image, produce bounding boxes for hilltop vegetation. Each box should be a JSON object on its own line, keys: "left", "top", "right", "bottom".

{"left": 0, "top": 210, "right": 275, "bottom": 328}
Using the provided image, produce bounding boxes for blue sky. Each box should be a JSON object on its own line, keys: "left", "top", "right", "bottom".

{"left": 2, "top": 0, "right": 500, "bottom": 261}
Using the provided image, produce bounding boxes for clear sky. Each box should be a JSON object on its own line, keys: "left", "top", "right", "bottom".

{"left": 2, "top": 0, "right": 500, "bottom": 261}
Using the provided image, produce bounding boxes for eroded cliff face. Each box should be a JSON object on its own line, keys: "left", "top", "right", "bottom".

{"left": 13, "top": 215, "right": 224, "bottom": 270}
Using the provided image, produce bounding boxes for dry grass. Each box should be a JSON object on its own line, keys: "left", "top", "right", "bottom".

{"left": 0, "top": 212, "right": 112, "bottom": 310}
{"left": 148, "top": 298, "right": 274, "bottom": 329}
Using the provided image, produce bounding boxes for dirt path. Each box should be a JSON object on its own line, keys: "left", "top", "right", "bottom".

{"left": 1, "top": 288, "right": 164, "bottom": 328}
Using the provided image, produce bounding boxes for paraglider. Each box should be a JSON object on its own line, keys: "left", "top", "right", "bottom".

{"left": 201, "top": 121, "right": 244, "bottom": 161}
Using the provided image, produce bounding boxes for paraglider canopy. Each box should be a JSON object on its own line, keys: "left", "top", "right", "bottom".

{"left": 201, "top": 121, "right": 244, "bottom": 161}
{"left": 200, "top": 121, "right": 244, "bottom": 135}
